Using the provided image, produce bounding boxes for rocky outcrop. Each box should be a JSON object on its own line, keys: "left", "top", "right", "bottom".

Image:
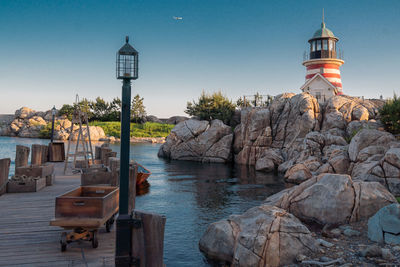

{"left": 199, "top": 205, "right": 317, "bottom": 266}
{"left": 158, "top": 119, "right": 233, "bottom": 163}
{"left": 265, "top": 174, "right": 396, "bottom": 225}
{"left": 368, "top": 203, "right": 400, "bottom": 245}
{"left": 0, "top": 107, "right": 106, "bottom": 141}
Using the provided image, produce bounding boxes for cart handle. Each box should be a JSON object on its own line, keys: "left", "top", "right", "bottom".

{"left": 73, "top": 201, "right": 85, "bottom": 206}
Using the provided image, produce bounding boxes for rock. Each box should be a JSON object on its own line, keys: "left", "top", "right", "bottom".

{"left": 348, "top": 129, "right": 395, "bottom": 162}
{"left": 146, "top": 115, "right": 162, "bottom": 123}
{"left": 368, "top": 203, "right": 400, "bottom": 244}
{"left": 284, "top": 163, "right": 312, "bottom": 184}
{"left": 69, "top": 126, "right": 106, "bottom": 141}
{"left": 352, "top": 105, "right": 369, "bottom": 121}
{"left": 265, "top": 174, "right": 396, "bottom": 225}
{"left": 233, "top": 108, "right": 272, "bottom": 165}
{"left": 166, "top": 116, "right": 188, "bottom": 125}
{"left": 383, "top": 148, "right": 400, "bottom": 169}
{"left": 255, "top": 148, "right": 283, "bottom": 172}
{"left": 199, "top": 205, "right": 317, "bottom": 266}
{"left": 296, "top": 254, "right": 307, "bottom": 262}
{"left": 317, "top": 238, "right": 334, "bottom": 248}
{"left": 158, "top": 119, "right": 233, "bottom": 163}
{"left": 320, "top": 256, "right": 333, "bottom": 262}
{"left": 381, "top": 248, "right": 395, "bottom": 261}
{"left": 361, "top": 245, "right": 382, "bottom": 257}
{"left": 331, "top": 228, "right": 342, "bottom": 235}
{"left": 15, "top": 107, "right": 35, "bottom": 119}
{"left": 343, "top": 228, "right": 361, "bottom": 237}
{"left": 387, "top": 178, "right": 400, "bottom": 196}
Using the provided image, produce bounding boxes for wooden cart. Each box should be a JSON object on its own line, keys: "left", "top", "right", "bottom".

{"left": 50, "top": 186, "right": 119, "bottom": 251}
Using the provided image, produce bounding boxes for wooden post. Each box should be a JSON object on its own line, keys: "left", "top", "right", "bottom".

{"left": 95, "top": 146, "right": 102, "bottom": 160}
{"left": 31, "top": 144, "right": 48, "bottom": 166}
{"left": 15, "top": 145, "right": 30, "bottom": 168}
{"left": 0, "top": 158, "right": 11, "bottom": 195}
{"left": 129, "top": 165, "right": 137, "bottom": 213}
{"left": 131, "top": 211, "right": 166, "bottom": 267}
{"left": 48, "top": 142, "right": 65, "bottom": 162}
{"left": 109, "top": 157, "right": 120, "bottom": 173}
{"left": 105, "top": 151, "right": 117, "bottom": 167}
{"left": 100, "top": 147, "right": 112, "bottom": 165}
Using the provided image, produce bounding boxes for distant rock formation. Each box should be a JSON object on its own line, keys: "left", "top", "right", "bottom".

{"left": 0, "top": 107, "right": 106, "bottom": 141}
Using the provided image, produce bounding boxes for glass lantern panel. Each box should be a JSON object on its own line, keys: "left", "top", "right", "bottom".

{"left": 311, "top": 41, "right": 315, "bottom": 52}
{"left": 316, "top": 40, "right": 321, "bottom": 51}
{"left": 323, "top": 39, "right": 328, "bottom": 50}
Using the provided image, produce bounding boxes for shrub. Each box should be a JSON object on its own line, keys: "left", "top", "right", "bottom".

{"left": 90, "top": 121, "right": 174, "bottom": 138}
{"left": 380, "top": 94, "right": 400, "bottom": 135}
{"left": 185, "top": 91, "right": 236, "bottom": 125}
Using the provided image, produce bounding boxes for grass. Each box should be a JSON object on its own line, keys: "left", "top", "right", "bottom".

{"left": 397, "top": 197, "right": 400, "bottom": 203}
{"left": 90, "top": 121, "right": 174, "bottom": 138}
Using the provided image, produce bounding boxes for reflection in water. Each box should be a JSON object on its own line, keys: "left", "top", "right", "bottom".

{"left": 0, "top": 138, "right": 286, "bottom": 266}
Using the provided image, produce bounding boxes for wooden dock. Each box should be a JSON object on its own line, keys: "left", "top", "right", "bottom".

{"left": 0, "top": 163, "right": 115, "bottom": 267}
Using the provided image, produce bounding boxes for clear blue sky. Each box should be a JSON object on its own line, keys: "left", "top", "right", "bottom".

{"left": 0, "top": 0, "right": 399, "bottom": 117}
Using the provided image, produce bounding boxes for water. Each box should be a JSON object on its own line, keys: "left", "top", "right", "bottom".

{"left": 0, "top": 136, "right": 286, "bottom": 266}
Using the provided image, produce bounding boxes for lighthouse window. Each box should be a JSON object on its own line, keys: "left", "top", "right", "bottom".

{"left": 329, "top": 40, "right": 335, "bottom": 51}
{"left": 323, "top": 39, "right": 328, "bottom": 50}
{"left": 311, "top": 41, "right": 315, "bottom": 52}
{"left": 316, "top": 40, "right": 321, "bottom": 51}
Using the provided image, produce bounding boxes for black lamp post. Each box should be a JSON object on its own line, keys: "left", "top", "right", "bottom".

{"left": 50, "top": 106, "right": 57, "bottom": 143}
{"left": 115, "top": 36, "right": 139, "bottom": 266}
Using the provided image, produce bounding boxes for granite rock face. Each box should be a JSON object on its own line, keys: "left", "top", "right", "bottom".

{"left": 368, "top": 203, "right": 400, "bottom": 245}
{"left": 265, "top": 174, "right": 396, "bottom": 225}
{"left": 199, "top": 205, "right": 317, "bottom": 266}
{"left": 158, "top": 119, "right": 233, "bottom": 163}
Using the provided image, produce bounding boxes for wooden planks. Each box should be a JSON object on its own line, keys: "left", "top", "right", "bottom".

{"left": 0, "top": 162, "right": 116, "bottom": 267}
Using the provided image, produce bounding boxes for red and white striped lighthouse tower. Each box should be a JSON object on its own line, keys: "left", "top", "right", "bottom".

{"left": 302, "top": 16, "right": 344, "bottom": 95}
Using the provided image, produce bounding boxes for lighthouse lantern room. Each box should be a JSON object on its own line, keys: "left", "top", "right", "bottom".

{"left": 301, "top": 14, "right": 344, "bottom": 103}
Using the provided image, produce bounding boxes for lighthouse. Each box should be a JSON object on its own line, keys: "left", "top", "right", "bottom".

{"left": 300, "top": 16, "right": 344, "bottom": 103}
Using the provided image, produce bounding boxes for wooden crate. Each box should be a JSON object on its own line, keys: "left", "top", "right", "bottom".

{"left": 7, "top": 177, "right": 46, "bottom": 193}
{"left": 15, "top": 164, "right": 55, "bottom": 186}
{"left": 48, "top": 142, "right": 65, "bottom": 162}
{"left": 81, "top": 172, "right": 118, "bottom": 186}
{"left": 55, "top": 186, "right": 119, "bottom": 219}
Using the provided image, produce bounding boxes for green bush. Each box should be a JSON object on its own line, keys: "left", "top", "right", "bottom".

{"left": 39, "top": 123, "right": 52, "bottom": 139}
{"left": 90, "top": 121, "right": 174, "bottom": 138}
{"left": 397, "top": 197, "right": 400, "bottom": 203}
{"left": 185, "top": 91, "right": 236, "bottom": 125}
{"left": 380, "top": 94, "right": 400, "bottom": 135}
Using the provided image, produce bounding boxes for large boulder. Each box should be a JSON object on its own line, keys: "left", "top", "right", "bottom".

{"left": 69, "top": 126, "right": 106, "bottom": 141}
{"left": 166, "top": 116, "right": 189, "bottom": 125}
{"left": 265, "top": 174, "right": 396, "bottom": 225}
{"left": 199, "top": 205, "right": 317, "bottom": 266}
{"left": 348, "top": 129, "right": 395, "bottom": 162}
{"left": 15, "top": 107, "right": 35, "bottom": 119}
{"left": 158, "top": 119, "right": 233, "bottom": 163}
{"left": 321, "top": 95, "right": 383, "bottom": 134}
{"left": 368, "top": 203, "right": 400, "bottom": 245}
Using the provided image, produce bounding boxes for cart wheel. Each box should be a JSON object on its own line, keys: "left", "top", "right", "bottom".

{"left": 61, "top": 232, "right": 67, "bottom": 252}
{"left": 92, "top": 231, "right": 98, "bottom": 248}
{"left": 106, "top": 219, "right": 114, "bottom": 232}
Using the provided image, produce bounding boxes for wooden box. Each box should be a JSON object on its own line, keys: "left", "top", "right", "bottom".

{"left": 48, "top": 142, "right": 65, "bottom": 162}
{"left": 81, "top": 172, "right": 118, "bottom": 186}
{"left": 55, "top": 186, "right": 119, "bottom": 219}
{"left": 7, "top": 177, "right": 46, "bottom": 193}
{"left": 15, "top": 164, "right": 55, "bottom": 186}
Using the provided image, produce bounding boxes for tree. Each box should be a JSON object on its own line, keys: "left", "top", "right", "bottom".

{"left": 58, "top": 104, "right": 75, "bottom": 120}
{"left": 380, "top": 94, "right": 400, "bottom": 135}
{"left": 185, "top": 91, "right": 236, "bottom": 125}
{"left": 131, "top": 94, "right": 146, "bottom": 123}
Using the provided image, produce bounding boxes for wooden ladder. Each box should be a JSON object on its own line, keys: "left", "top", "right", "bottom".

{"left": 64, "top": 95, "right": 94, "bottom": 174}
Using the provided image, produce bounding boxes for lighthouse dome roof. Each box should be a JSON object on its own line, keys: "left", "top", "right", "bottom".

{"left": 312, "top": 22, "right": 337, "bottom": 39}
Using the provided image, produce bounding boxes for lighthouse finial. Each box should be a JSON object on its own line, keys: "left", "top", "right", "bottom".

{"left": 322, "top": 8, "right": 325, "bottom": 28}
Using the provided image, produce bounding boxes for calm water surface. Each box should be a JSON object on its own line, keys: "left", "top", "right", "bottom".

{"left": 0, "top": 136, "right": 285, "bottom": 266}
